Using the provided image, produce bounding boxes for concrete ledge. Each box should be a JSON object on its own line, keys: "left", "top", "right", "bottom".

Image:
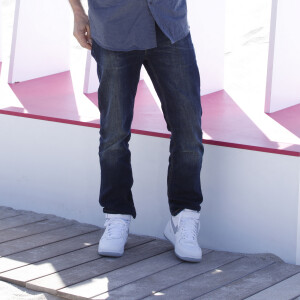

{"left": 0, "top": 113, "right": 300, "bottom": 264}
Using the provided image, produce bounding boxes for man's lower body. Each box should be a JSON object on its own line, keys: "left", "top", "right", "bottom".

{"left": 91, "top": 23, "right": 204, "bottom": 262}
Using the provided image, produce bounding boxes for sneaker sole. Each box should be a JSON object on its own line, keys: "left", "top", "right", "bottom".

{"left": 98, "top": 250, "right": 123, "bottom": 257}
{"left": 175, "top": 253, "right": 202, "bottom": 262}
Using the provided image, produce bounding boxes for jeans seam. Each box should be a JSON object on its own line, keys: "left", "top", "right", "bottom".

{"left": 144, "top": 59, "right": 175, "bottom": 187}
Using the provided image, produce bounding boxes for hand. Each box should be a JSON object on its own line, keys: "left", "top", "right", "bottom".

{"left": 73, "top": 13, "right": 92, "bottom": 50}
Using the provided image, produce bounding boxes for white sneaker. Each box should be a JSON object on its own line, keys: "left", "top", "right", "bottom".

{"left": 98, "top": 213, "right": 131, "bottom": 257}
{"left": 164, "top": 209, "right": 202, "bottom": 262}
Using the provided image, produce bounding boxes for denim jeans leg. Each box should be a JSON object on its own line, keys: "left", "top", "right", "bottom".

{"left": 91, "top": 40, "right": 144, "bottom": 219}
{"left": 143, "top": 25, "right": 204, "bottom": 217}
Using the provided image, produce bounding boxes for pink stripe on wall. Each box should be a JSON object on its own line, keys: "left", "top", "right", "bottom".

{"left": 0, "top": 71, "right": 299, "bottom": 157}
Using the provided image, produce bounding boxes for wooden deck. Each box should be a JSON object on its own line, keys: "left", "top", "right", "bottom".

{"left": 0, "top": 206, "right": 300, "bottom": 300}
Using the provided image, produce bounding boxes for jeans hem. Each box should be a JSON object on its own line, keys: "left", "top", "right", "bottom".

{"left": 103, "top": 208, "right": 137, "bottom": 219}
{"left": 171, "top": 205, "right": 201, "bottom": 217}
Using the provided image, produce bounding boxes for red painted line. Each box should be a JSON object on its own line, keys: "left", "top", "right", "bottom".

{"left": 0, "top": 109, "right": 100, "bottom": 129}
{"left": 203, "top": 139, "right": 300, "bottom": 157}
{"left": 1, "top": 109, "right": 299, "bottom": 157}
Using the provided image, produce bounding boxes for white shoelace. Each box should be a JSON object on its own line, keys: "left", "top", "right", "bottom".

{"left": 104, "top": 218, "right": 130, "bottom": 239}
{"left": 179, "top": 217, "right": 199, "bottom": 243}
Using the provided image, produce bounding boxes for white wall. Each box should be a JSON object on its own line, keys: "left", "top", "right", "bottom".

{"left": 0, "top": 1, "right": 3, "bottom": 62}
{"left": 265, "top": 0, "right": 300, "bottom": 113}
{"left": 1, "top": 113, "right": 300, "bottom": 264}
{"left": 201, "top": 145, "right": 300, "bottom": 264}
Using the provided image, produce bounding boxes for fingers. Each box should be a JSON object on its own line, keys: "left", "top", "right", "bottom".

{"left": 74, "top": 31, "right": 91, "bottom": 50}
{"left": 86, "top": 24, "right": 92, "bottom": 46}
{"left": 73, "top": 21, "right": 92, "bottom": 50}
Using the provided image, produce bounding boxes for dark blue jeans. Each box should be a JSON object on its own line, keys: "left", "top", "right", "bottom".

{"left": 91, "top": 23, "right": 204, "bottom": 219}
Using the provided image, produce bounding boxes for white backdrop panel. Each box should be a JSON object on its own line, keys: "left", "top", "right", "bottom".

{"left": 188, "top": 0, "right": 226, "bottom": 95}
{"left": 8, "top": 0, "right": 71, "bottom": 83}
{"left": 83, "top": 51, "right": 99, "bottom": 93}
{"left": 0, "top": 1, "right": 2, "bottom": 62}
{"left": 265, "top": 0, "right": 300, "bottom": 113}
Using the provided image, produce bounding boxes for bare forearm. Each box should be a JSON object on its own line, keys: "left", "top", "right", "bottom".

{"left": 69, "top": 0, "right": 86, "bottom": 16}
{"left": 69, "top": 0, "right": 92, "bottom": 50}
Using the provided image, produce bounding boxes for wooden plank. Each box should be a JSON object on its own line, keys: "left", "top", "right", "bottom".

{"left": 0, "top": 222, "right": 99, "bottom": 257}
{"left": 0, "top": 213, "right": 47, "bottom": 230}
{"left": 0, "top": 207, "right": 22, "bottom": 220}
{"left": 92, "top": 250, "right": 244, "bottom": 300}
{"left": 0, "top": 230, "right": 102, "bottom": 274}
{"left": 147, "top": 257, "right": 278, "bottom": 299}
{"left": 0, "top": 218, "right": 74, "bottom": 244}
{"left": 197, "top": 261, "right": 300, "bottom": 300}
{"left": 0, "top": 233, "right": 152, "bottom": 285}
{"left": 241, "top": 270, "right": 300, "bottom": 300}
{"left": 0, "top": 279, "right": 63, "bottom": 300}
{"left": 0, "top": 220, "right": 81, "bottom": 273}
{"left": 58, "top": 248, "right": 212, "bottom": 299}
{"left": 0, "top": 206, "right": 17, "bottom": 212}
{"left": 26, "top": 239, "right": 173, "bottom": 295}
